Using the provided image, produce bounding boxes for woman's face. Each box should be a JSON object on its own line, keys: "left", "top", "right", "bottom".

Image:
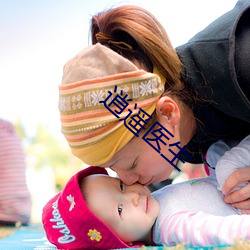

{"left": 100, "top": 129, "right": 180, "bottom": 185}
{"left": 100, "top": 93, "right": 189, "bottom": 186}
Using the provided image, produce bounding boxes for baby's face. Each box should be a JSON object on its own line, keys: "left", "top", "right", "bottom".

{"left": 84, "top": 174, "right": 160, "bottom": 244}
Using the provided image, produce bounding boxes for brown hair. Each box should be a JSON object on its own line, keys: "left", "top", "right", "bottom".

{"left": 90, "top": 5, "right": 194, "bottom": 108}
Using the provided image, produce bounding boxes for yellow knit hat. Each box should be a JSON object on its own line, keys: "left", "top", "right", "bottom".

{"left": 59, "top": 43, "right": 165, "bottom": 165}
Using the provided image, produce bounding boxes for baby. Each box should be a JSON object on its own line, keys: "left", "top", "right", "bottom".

{"left": 42, "top": 135, "right": 250, "bottom": 249}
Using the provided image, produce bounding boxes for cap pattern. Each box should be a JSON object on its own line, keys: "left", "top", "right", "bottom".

{"left": 58, "top": 43, "right": 165, "bottom": 165}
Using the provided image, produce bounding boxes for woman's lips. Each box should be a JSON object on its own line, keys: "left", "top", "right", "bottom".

{"left": 143, "top": 177, "right": 154, "bottom": 186}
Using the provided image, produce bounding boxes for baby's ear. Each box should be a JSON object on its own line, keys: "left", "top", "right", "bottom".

{"left": 156, "top": 96, "right": 181, "bottom": 128}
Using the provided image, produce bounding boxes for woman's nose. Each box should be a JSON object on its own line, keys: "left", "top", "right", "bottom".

{"left": 112, "top": 168, "right": 139, "bottom": 185}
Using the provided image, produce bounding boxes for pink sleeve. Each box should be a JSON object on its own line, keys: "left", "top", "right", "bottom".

{"left": 160, "top": 210, "right": 250, "bottom": 246}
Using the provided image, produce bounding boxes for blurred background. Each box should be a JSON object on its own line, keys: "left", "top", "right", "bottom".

{"left": 0, "top": 0, "right": 238, "bottom": 223}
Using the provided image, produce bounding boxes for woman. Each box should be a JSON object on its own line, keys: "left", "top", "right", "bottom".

{"left": 59, "top": 1, "right": 250, "bottom": 211}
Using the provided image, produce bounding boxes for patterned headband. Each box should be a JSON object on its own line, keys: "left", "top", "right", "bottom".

{"left": 59, "top": 43, "right": 165, "bottom": 165}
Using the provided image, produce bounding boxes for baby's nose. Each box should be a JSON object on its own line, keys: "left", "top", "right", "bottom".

{"left": 126, "top": 191, "right": 140, "bottom": 206}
